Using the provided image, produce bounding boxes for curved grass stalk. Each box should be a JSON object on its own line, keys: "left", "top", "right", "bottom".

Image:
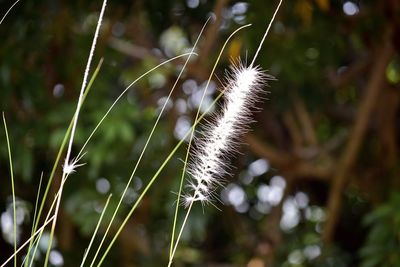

{"left": 2, "top": 3, "right": 196, "bottom": 267}
{"left": 250, "top": 0, "right": 283, "bottom": 67}
{"left": 19, "top": 173, "right": 43, "bottom": 267}
{"left": 30, "top": 173, "right": 43, "bottom": 241}
{"left": 169, "top": 63, "right": 265, "bottom": 267}
{"left": 24, "top": 56, "right": 108, "bottom": 267}
{"left": 168, "top": 1, "right": 283, "bottom": 265}
{"left": 4, "top": 50, "right": 193, "bottom": 267}
{"left": 86, "top": 53, "right": 200, "bottom": 267}
{"left": 43, "top": 0, "right": 108, "bottom": 265}
{"left": 80, "top": 194, "right": 112, "bottom": 267}
{"left": 95, "top": 89, "right": 226, "bottom": 267}
{"left": 21, "top": 58, "right": 104, "bottom": 267}
{"left": 0, "top": 214, "right": 56, "bottom": 267}
{"left": 168, "top": 23, "right": 252, "bottom": 262}
{"left": 96, "top": 23, "right": 253, "bottom": 267}
{"left": 26, "top": 187, "right": 61, "bottom": 267}
{"left": 75, "top": 52, "right": 196, "bottom": 160}
{"left": 86, "top": 22, "right": 207, "bottom": 267}
{"left": 2, "top": 113, "right": 17, "bottom": 267}
{"left": 27, "top": 172, "right": 77, "bottom": 267}
{"left": 168, "top": 199, "right": 194, "bottom": 267}
{"left": 0, "top": 0, "right": 20, "bottom": 25}
{"left": 25, "top": 234, "right": 41, "bottom": 267}
{"left": 28, "top": 178, "right": 64, "bottom": 267}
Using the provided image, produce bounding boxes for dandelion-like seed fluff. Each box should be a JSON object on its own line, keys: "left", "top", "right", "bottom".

{"left": 184, "top": 62, "right": 270, "bottom": 206}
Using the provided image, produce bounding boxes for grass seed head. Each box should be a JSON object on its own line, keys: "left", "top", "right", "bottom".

{"left": 184, "top": 62, "right": 271, "bottom": 206}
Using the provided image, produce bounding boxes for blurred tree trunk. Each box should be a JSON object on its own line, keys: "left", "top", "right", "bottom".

{"left": 322, "top": 33, "right": 395, "bottom": 244}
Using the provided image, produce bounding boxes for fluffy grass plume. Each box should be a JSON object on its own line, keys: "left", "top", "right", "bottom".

{"left": 169, "top": 1, "right": 282, "bottom": 265}
{"left": 184, "top": 63, "right": 268, "bottom": 206}
{"left": 184, "top": 0, "right": 283, "bottom": 207}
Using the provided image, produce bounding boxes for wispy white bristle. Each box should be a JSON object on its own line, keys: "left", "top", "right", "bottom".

{"left": 184, "top": 62, "right": 269, "bottom": 206}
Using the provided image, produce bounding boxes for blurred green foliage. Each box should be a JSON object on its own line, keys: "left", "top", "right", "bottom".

{"left": 360, "top": 193, "right": 400, "bottom": 267}
{"left": 1, "top": 0, "right": 399, "bottom": 266}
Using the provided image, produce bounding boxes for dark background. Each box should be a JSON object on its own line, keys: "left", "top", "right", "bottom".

{"left": 1, "top": 0, "right": 400, "bottom": 266}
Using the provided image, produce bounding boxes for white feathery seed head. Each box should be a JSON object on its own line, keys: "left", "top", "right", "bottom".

{"left": 62, "top": 152, "right": 87, "bottom": 176}
{"left": 184, "top": 62, "right": 271, "bottom": 207}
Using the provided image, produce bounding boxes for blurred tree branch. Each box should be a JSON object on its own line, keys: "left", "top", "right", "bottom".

{"left": 245, "top": 133, "right": 332, "bottom": 180}
{"left": 322, "top": 31, "right": 395, "bottom": 244}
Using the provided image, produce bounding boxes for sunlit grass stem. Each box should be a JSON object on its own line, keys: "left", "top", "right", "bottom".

{"left": 2, "top": 113, "right": 17, "bottom": 267}
{"left": 168, "top": 23, "right": 251, "bottom": 262}
{"left": 87, "top": 21, "right": 206, "bottom": 267}
{"left": 86, "top": 52, "right": 199, "bottom": 266}
{"left": 0, "top": 0, "right": 20, "bottom": 25}
{"left": 168, "top": 63, "right": 266, "bottom": 266}
{"left": 3, "top": 52, "right": 195, "bottom": 267}
{"left": 0, "top": 214, "right": 56, "bottom": 267}
{"left": 19, "top": 173, "right": 43, "bottom": 267}
{"left": 80, "top": 194, "right": 112, "bottom": 267}
{"left": 44, "top": 0, "right": 107, "bottom": 265}
{"left": 22, "top": 59, "right": 104, "bottom": 267}
{"left": 2, "top": 1, "right": 284, "bottom": 266}
{"left": 75, "top": 52, "right": 196, "bottom": 160}
{"left": 95, "top": 90, "right": 225, "bottom": 267}
{"left": 168, "top": 1, "right": 282, "bottom": 265}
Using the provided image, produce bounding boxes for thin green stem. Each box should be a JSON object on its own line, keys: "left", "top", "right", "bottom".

{"left": 168, "top": 17, "right": 211, "bottom": 258}
{"left": 76, "top": 52, "right": 196, "bottom": 159}
{"left": 20, "top": 173, "right": 43, "bottom": 267}
{"left": 5, "top": 174, "right": 63, "bottom": 267}
{"left": 26, "top": 235, "right": 41, "bottom": 267}
{"left": 23, "top": 58, "right": 104, "bottom": 267}
{"left": 28, "top": 185, "right": 61, "bottom": 267}
{"left": 250, "top": 0, "right": 283, "bottom": 67}
{"left": 44, "top": 0, "right": 108, "bottom": 264}
{"left": 97, "top": 24, "right": 251, "bottom": 266}
{"left": 95, "top": 90, "right": 225, "bottom": 267}
{"left": 87, "top": 50, "right": 200, "bottom": 267}
{"left": 0, "top": 215, "right": 56, "bottom": 267}
{"left": 2, "top": 112, "right": 17, "bottom": 267}
{"left": 87, "top": 53, "right": 197, "bottom": 267}
{"left": 168, "top": 200, "right": 194, "bottom": 267}
{"left": 0, "top": 0, "right": 20, "bottom": 25}
{"left": 168, "top": 23, "right": 251, "bottom": 265}
{"left": 80, "top": 194, "right": 112, "bottom": 267}
{"left": 30, "top": 173, "right": 43, "bottom": 239}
